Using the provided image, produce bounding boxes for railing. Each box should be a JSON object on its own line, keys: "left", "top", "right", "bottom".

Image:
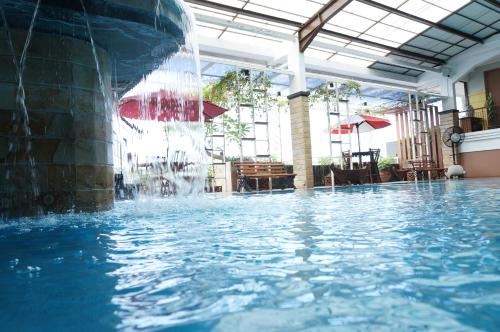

{"left": 459, "top": 106, "right": 498, "bottom": 133}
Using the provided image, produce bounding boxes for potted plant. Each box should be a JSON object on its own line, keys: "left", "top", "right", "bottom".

{"left": 378, "top": 156, "right": 396, "bottom": 182}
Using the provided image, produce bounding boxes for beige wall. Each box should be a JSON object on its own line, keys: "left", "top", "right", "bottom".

{"left": 460, "top": 149, "right": 500, "bottom": 178}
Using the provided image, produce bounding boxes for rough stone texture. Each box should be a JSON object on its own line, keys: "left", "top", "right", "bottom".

{"left": 0, "top": 29, "right": 113, "bottom": 217}
{"left": 439, "top": 110, "right": 459, "bottom": 169}
{"left": 289, "top": 95, "right": 314, "bottom": 189}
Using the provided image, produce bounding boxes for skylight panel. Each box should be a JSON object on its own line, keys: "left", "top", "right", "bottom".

{"left": 330, "top": 53, "right": 374, "bottom": 67}
{"left": 249, "top": 0, "right": 322, "bottom": 18}
{"left": 381, "top": 14, "right": 428, "bottom": 34}
{"left": 305, "top": 48, "right": 334, "bottom": 60}
{"left": 401, "top": 45, "right": 438, "bottom": 58}
{"left": 244, "top": 3, "right": 308, "bottom": 23}
{"left": 441, "top": 16, "right": 484, "bottom": 34}
{"left": 220, "top": 30, "right": 284, "bottom": 50}
{"left": 316, "top": 33, "right": 351, "bottom": 45}
{"left": 390, "top": 55, "right": 423, "bottom": 64}
{"left": 327, "top": 11, "right": 376, "bottom": 33}
{"left": 215, "top": 0, "right": 247, "bottom": 8}
{"left": 364, "top": 23, "right": 416, "bottom": 45}
{"left": 398, "top": 0, "right": 449, "bottom": 23}
{"left": 192, "top": 7, "right": 235, "bottom": 21}
{"left": 423, "top": 28, "right": 463, "bottom": 44}
{"left": 360, "top": 34, "right": 401, "bottom": 48}
{"left": 459, "top": 3, "right": 500, "bottom": 25}
{"left": 425, "top": 0, "right": 471, "bottom": 13}
{"left": 233, "top": 17, "right": 295, "bottom": 36}
{"left": 314, "top": 35, "right": 349, "bottom": 47}
{"left": 346, "top": 43, "right": 389, "bottom": 56}
{"left": 442, "top": 45, "right": 465, "bottom": 56}
{"left": 323, "top": 24, "right": 362, "bottom": 37}
{"left": 344, "top": 1, "right": 388, "bottom": 20}
{"left": 371, "top": 0, "right": 407, "bottom": 8}
{"left": 237, "top": 15, "right": 298, "bottom": 34}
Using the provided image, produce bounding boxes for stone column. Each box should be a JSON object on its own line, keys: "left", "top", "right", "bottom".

{"left": 0, "top": 30, "right": 114, "bottom": 217}
{"left": 439, "top": 109, "right": 459, "bottom": 169}
{"left": 288, "top": 91, "right": 314, "bottom": 189}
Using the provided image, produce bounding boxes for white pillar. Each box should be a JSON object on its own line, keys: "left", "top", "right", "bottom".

{"left": 286, "top": 38, "right": 314, "bottom": 189}
{"left": 287, "top": 39, "right": 307, "bottom": 94}
{"left": 440, "top": 74, "right": 457, "bottom": 111}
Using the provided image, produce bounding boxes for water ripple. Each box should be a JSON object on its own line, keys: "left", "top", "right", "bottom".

{"left": 0, "top": 179, "right": 499, "bottom": 331}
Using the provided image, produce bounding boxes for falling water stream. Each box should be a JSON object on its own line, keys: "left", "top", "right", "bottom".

{"left": 114, "top": 2, "right": 208, "bottom": 197}
{"left": 1, "top": 0, "right": 208, "bottom": 216}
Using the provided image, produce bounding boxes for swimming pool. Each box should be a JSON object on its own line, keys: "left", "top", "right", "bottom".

{"left": 1, "top": 179, "right": 499, "bottom": 331}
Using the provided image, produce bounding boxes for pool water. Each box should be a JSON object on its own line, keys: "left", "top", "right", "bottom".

{"left": 1, "top": 179, "right": 499, "bottom": 331}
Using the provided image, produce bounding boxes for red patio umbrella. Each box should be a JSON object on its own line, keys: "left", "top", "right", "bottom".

{"left": 119, "top": 90, "right": 227, "bottom": 122}
{"left": 332, "top": 114, "right": 391, "bottom": 166}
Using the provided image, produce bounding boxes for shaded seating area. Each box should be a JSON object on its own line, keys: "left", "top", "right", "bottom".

{"left": 235, "top": 162, "right": 296, "bottom": 192}
{"left": 407, "top": 159, "right": 446, "bottom": 180}
{"left": 329, "top": 165, "right": 371, "bottom": 186}
{"left": 330, "top": 148, "right": 381, "bottom": 185}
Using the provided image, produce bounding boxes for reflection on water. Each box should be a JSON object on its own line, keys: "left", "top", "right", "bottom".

{"left": 0, "top": 179, "right": 499, "bottom": 331}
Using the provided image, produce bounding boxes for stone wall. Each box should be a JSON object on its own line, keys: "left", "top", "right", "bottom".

{"left": 0, "top": 30, "right": 114, "bottom": 216}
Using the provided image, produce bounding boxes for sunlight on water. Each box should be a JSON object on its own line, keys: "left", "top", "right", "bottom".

{"left": 0, "top": 180, "right": 499, "bottom": 331}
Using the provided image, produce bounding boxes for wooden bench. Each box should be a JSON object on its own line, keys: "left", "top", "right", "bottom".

{"left": 234, "top": 162, "right": 296, "bottom": 192}
{"left": 408, "top": 160, "right": 446, "bottom": 180}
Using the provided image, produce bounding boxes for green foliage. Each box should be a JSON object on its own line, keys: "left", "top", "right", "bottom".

{"left": 203, "top": 69, "right": 277, "bottom": 160}
{"left": 222, "top": 115, "right": 250, "bottom": 143}
{"left": 309, "top": 80, "right": 362, "bottom": 106}
{"left": 204, "top": 121, "right": 216, "bottom": 136}
{"left": 360, "top": 104, "right": 393, "bottom": 115}
{"left": 207, "top": 165, "right": 215, "bottom": 178}
{"left": 486, "top": 92, "right": 495, "bottom": 125}
{"left": 378, "top": 156, "right": 396, "bottom": 171}
{"left": 203, "top": 70, "right": 275, "bottom": 110}
{"left": 226, "top": 156, "right": 254, "bottom": 162}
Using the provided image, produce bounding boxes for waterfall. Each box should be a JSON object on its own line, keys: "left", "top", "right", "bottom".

{"left": 113, "top": 0, "right": 208, "bottom": 198}
{"left": 1, "top": 0, "right": 41, "bottom": 213}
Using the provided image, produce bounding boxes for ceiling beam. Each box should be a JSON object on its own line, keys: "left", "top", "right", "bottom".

{"left": 356, "top": 0, "right": 483, "bottom": 44}
{"left": 186, "top": 0, "right": 445, "bottom": 65}
{"left": 298, "top": 0, "right": 352, "bottom": 52}
{"left": 311, "top": 41, "right": 442, "bottom": 73}
{"left": 316, "top": 30, "right": 444, "bottom": 65}
{"left": 185, "top": 0, "right": 301, "bottom": 27}
{"left": 195, "top": 13, "right": 442, "bottom": 73}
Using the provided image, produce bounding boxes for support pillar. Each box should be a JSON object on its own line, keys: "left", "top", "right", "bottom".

{"left": 439, "top": 109, "right": 459, "bottom": 169}
{"left": 287, "top": 39, "right": 313, "bottom": 189}
{"left": 440, "top": 74, "right": 457, "bottom": 111}
{"left": 287, "top": 91, "right": 314, "bottom": 189}
{"left": 0, "top": 30, "right": 114, "bottom": 217}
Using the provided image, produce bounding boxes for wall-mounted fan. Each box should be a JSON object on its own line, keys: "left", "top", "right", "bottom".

{"left": 442, "top": 126, "right": 465, "bottom": 165}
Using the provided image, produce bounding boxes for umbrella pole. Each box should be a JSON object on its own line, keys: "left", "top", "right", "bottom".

{"left": 357, "top": 124, "right": 362, "bottom": 167}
